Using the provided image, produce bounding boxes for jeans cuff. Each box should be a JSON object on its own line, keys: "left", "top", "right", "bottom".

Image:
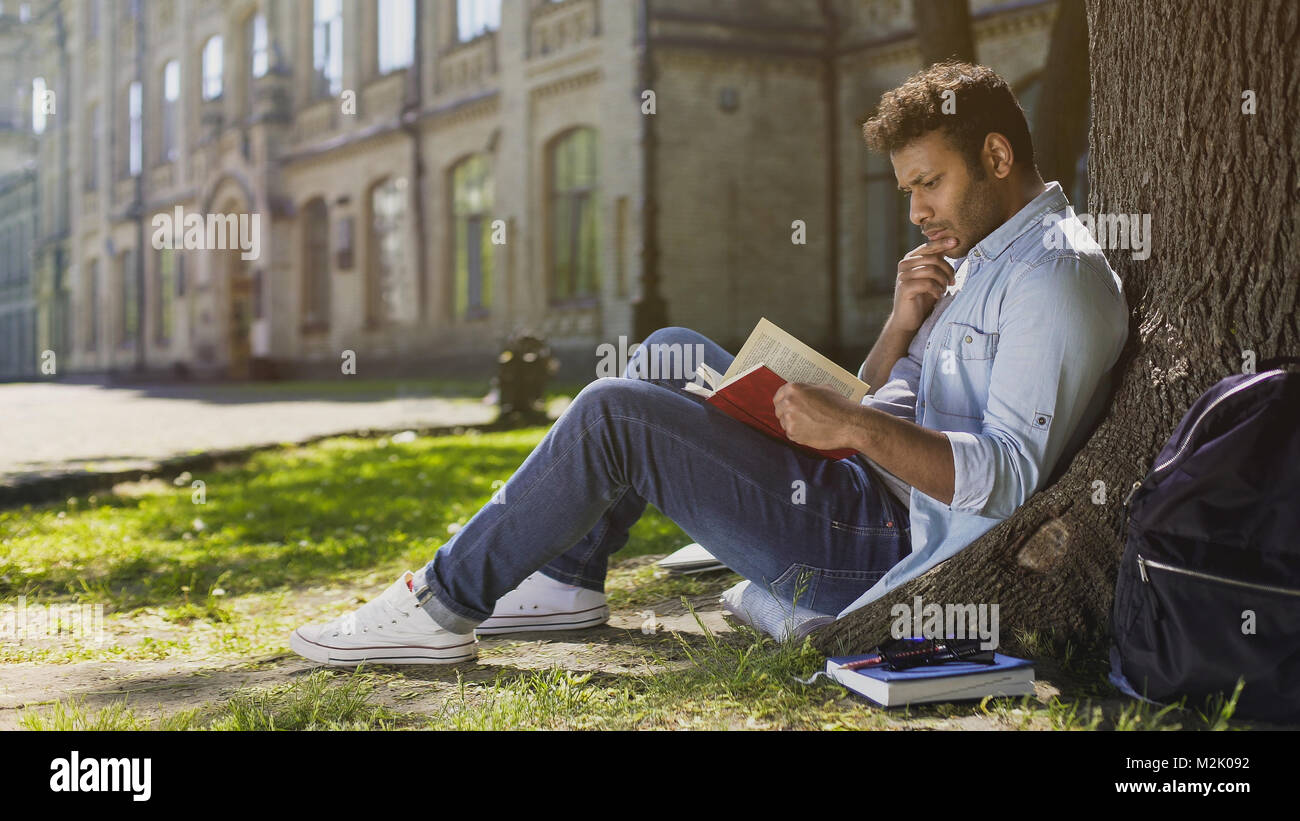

{"left": 412, "top": 576, "right": 485, "bottom": 635}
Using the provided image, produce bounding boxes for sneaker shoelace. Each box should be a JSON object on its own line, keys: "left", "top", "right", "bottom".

{"left": 330, "top": 589, "right": 416, "bottom": 637}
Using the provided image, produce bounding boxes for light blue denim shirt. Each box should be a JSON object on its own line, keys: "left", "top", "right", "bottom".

{"left": 839, "top": 181, "right": 1129, "bottom": 618}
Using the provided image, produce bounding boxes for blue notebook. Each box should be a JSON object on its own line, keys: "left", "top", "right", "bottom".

{"left": 825, "top": 652, "right": 1036, "bottom": 707}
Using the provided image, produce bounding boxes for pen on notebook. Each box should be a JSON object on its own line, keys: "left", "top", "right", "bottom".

{"left": 837, "top": 655, "right": 887, "bottom": 671}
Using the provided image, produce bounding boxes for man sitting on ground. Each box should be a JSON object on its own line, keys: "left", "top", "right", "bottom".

{"left": 290, "top": 61, "right": 1128, "bottom": 664}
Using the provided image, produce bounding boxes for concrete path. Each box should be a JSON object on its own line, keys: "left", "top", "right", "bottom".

{"left": 0, "top": 381, "right": 556, "bottom": 483}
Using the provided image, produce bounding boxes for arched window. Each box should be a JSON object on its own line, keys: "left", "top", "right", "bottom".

{"left": 119, "top": 249, "right": 138, "bottom": 347}
{"left": 451, "top": 154, "right": 493, "bottom": 318}
{"left": 155, "top": 247, "right": 175, "bottom": 344}
{"left": 548, "top": 127, "right": 600, "bottom": 302}
{"left": 367, "top": 178, "right": 415, "bottom": 325}
{"left": 84, "top": 103, "right": 100, "bottom": 191}
{"left": 302, "top": 198, "right": 331, "bottom": 329}
{"left": 202, "top": 35, "right": 224, "bottom": 100}
{"left": 85, "top": 258, "right": 99, "bottom": 352}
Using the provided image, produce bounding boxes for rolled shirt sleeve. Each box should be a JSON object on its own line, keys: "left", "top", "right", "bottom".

{"left": 943, "top": 255, "right": 1128, "bottom": 518}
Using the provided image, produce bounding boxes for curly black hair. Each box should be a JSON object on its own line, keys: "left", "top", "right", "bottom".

{"left": 862, "top": 61, "right": 1036, "bottom": 177}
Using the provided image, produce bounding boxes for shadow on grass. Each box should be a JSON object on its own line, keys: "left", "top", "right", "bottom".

{"left": 0, "top": 429, "right": 693, "bottom": 611}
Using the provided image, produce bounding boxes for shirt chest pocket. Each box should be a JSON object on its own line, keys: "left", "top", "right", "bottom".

{"left": 928, "top": 322, "right": 999, "bottom": 420}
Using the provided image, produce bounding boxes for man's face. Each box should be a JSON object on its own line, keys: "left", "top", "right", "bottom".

{"left": 891, "top": 130, "right": 1004, "bottom": 259}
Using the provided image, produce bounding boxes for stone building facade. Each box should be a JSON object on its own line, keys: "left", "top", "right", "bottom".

{"left": 0, "top": 0, "right": 1069, "bottom": 382}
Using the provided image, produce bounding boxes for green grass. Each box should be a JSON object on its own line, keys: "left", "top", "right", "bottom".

{"left": 2, "top": 427, "right": 654, "bottom": 610}
{"left": 0, "top": 425, "right": 705, "bottom": 665}
{"left": 0, "top": 426, "right": 712, "bottom": 665}
{"left": 19, "top": 671, "right": 398, "bottom": 731}
{"left": 3, "top": 425, "right": 1278, "bottom": 731}
{"left": 16, "top": 611, "right": 1260, "bottom": 731}
{"left": 184, "top": 376, "right": 590, "bottom": 403}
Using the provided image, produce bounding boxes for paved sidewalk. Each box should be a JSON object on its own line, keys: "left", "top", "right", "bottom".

{"left": 0, "top": 381, "right": 561, "bottom": 483}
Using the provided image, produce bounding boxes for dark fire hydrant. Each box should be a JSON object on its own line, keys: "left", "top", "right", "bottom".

{"left": 495, "top": 332, "right": 559, "bottom": 426}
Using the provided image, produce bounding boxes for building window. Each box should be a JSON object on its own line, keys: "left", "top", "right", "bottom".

{"left": 247, "top": 13, "right": 267, "bottom": 116}
{"left": 378, "top": 0, "right": 414, "bottom": 73}
{"left": 548, "top": 127, "right": 600, "bottom": 302}
{"left": 312, "top": 0, "right": 343, "bottom": 99}
{"left": 250, "top": 13, "right": 268, "bottom": 78}
{"left": 85, "top": 259, "right": 99, "bottom": 351}
{"left": 31, "top": 76, "right": 47, "bottom": 134}
{"left": 302, "top": 198, "right": 330, "bottom": 329}
{"left": 85, "top": 0, "right": 99, "bottom": 40}
{"left": 202, "top": 35, "right": 223, "bottom": 100}
{"left": 367, "top": 177, "right": 415, "bottom": 326}
{"left": 155, "top": 247, "right": 175, "bottom": 344}
{"left": 119, "top": 250, "right": 137, "bottom": 347}
{"left": 83, "top": 103, "right": 99, "bottom": 191}
{"left": 127, "top": 80, "right": 142, "bottom": 176}
{"left": 456, "top": 0, "right": 500, "bottom": 43}
{"left": 451, "top": 154, "right": 493, "bottom": 318}
{"left": 161, "top": 60, "right": 179, "bottom": 161}
{"left": 861, "top": 156, "right": 917, "bottom": 296}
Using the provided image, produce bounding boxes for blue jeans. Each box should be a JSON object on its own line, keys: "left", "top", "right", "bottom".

{"left": 413, "top": 326, "right": 911, "bottom": 633}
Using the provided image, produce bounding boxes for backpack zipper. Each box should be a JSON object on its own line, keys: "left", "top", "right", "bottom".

{"left": 1136, "top": 554, "right": 1300, "bottom": 597}
{"left": 1149, "top": 370, "right": 1284, "bottom": 480}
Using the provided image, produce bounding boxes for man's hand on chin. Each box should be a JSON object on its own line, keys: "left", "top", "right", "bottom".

{"left": 773, "top": 382, "right": 860, "bottom": 451}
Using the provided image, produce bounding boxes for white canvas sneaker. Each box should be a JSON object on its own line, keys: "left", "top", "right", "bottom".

{"left": 290, "top": 571, "right": 477, "bottom": 665}
{"left": 719, "top": 579, "right": 835, "bottom": 642}
{"left": 474, "top": 571, "right": 610, "bottom": 635}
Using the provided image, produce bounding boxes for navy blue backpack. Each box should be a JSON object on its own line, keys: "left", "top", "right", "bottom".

{"left": 1110, "top": 358, "right": 1300, "bottom": 723}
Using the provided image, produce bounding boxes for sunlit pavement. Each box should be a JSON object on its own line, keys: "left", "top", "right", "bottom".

{"left": 0, "top": 381, "right": 511, "bottom": 482}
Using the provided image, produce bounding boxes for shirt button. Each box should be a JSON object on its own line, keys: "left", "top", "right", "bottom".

{"left": 964, "top": 335, "right": 973, "bottom": 344}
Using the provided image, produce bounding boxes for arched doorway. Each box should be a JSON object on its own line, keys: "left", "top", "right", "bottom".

{"left": 224, "top": 243, "right": 255, "bottom": 380}
{"left": 201, "top": 174, "right": 259, "bottom": 382}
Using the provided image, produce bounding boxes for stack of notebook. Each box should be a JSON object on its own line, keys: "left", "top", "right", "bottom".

{"left": 823, "top": 652, "right": 1036, "bottom": 707}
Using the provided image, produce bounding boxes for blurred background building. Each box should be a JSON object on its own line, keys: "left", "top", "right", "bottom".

{"left": 0, "top": 0, "right": 1079, "bottom": 382}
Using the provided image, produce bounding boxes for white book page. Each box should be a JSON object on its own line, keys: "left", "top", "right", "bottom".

{"left": 683, "top": 362, "right": 764, "bottom": 398}
{"left": 723, "top": 317, "right": 871, "bottom": 402}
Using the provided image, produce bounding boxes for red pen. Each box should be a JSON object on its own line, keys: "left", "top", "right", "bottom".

{"left": 837, "top": 655, "right": 887, "bottom": 671}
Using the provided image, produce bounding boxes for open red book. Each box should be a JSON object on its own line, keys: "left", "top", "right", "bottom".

{"left": 683, "top": 318, "right": 872, "bottom": 461}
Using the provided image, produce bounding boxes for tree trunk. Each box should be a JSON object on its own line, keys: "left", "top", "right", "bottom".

{"left": 814, "top": 0, "right": 1300, "bottom": 658}
{"left": 913, "top": 0, "right": 976, "bottom": 67}
{"left": 1031, "top": 0, "right": 1089, "bottom": 196}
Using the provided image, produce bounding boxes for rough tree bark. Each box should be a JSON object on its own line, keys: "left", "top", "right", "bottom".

{"left": 1031, "top": 0, "right": 1089, "bottom": 196}
{"left": 913, "top": 0, "right": 976, "bottom": 67}
{"left": 813, "top": 0, "right": 1300, "bottom": 658}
